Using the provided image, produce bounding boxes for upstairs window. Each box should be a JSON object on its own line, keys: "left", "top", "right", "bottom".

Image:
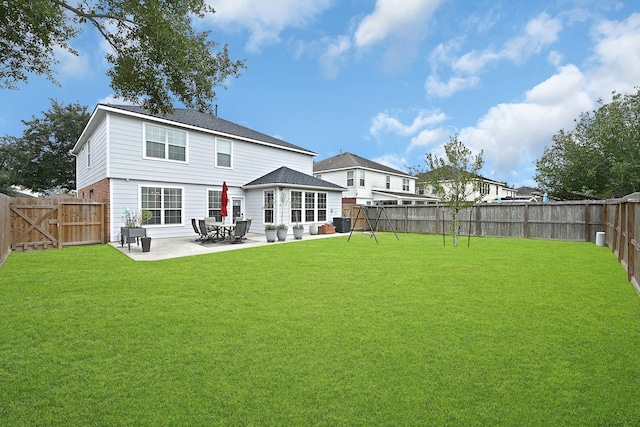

{"left": 145, "top": 124, "right": 187, "bottom": 162}
{"left": 347, "top": 171, "right": 354, "bottom": 187}
{"left": 402, "top": 178, "right": 410, "bottom": 191}
{"left": 216, "top": 138, "right": 232, "bottom": 167}
{"left": 480, "top": 182, "right": 490, "bottom": 195}
{"left": 386, "top": 176, "right": 390, "bottom": 189}
{"left": 359, "top": 170, "right": 365, "bottom": 186}
{"left": 87, "top": 139, "right": 91, "bottom": 168}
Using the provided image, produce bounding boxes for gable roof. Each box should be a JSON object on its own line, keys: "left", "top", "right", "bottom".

{"left": 243, "top": 167, "right": 345, "bottom": 191}
{"left": 314, "top": 152, "right": 413, "bottom": 178}
{"left": 73, "top": 104, "right": 316, "bottom": 156}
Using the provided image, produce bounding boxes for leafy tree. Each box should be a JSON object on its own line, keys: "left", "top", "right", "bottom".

{"left": 535, "top": 89, "right": 640, "bottom": 199}
{"left": 1, "top": 0, "right": 245, "bottom": 114}
{"left": 423, "top": 135, "right": 484, "bottom": 247}
{"left": 0, "top": 100, "right": 90, "bottom": 194}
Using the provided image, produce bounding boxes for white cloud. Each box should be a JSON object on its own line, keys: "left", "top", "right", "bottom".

{"left": 319, "top": 36, "right": 351, "bottom": 79}
{"left": 353, "top": 0, "right": 442, "bottom": 48}
{"left": 501, "top": 12, "right": 563, "bottom": 63}
{"left": 408, "top": 128, "right": 450, "bottom": 152}
{"left": 54, "top": 46, "right": 90, "bottom": 80}
{"left": 586, "top": 12, "right": 640, "bottom": 98}
{"left": 98, "top": 95, "right": 136, "bottom": 106}
{"left": 208, "top": 0, "right": 333, "bottom": 53}
{"left": 425, "top": 75, "right": 480, "bottom": 98}
{"left": 370, "top": 109, "right": 447, "bottom": 139}
{"left": 372, "top": 153, "right": 411, "bottom": 172}
{"left": 429, "top": 12, "right": 563, "bottom": 98}
{"left": 457, "top": 64, "right": 592, "bottom": 184}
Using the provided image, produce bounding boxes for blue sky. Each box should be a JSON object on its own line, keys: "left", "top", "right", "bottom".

{"left": 2, "top": 0, "right": 640, "bottom": 188}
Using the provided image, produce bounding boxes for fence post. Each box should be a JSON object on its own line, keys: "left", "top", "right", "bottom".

{"left": 584, "top": 201, "right": 590, "bottom": 242}
{"left": 524, "top": 204, "right": 529, "bottom": 239}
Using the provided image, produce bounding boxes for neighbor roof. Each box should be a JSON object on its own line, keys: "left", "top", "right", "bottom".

{"left": 314, "top": 152, "right": 413, "bottom": 177}
{"left": 244, "top": 167, "right": 345, "bottom": 190}
{"left": 74, "top": 104, "right": 316, "bottom": 156}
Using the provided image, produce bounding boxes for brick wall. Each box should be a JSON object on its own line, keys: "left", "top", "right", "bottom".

{"left": 78, "top": 178, "right": 111, "bottom": 240}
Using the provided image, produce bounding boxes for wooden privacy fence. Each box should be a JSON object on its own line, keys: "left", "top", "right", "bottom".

{"left": 0, "top": 193, "right": 11, "bottom": 266}
{"left": 8, "top": 198, "right": 105, "bottom": 252}
{"left": 603, "top": 193, "right": 639, "bottom": 293}
{"left": 349, "top": 200, "right": 606, "bottom": 242}
{"left": 348, "top": 196, "right": 639, "bottom": 293}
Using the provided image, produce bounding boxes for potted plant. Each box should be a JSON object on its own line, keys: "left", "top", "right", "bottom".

{"left": 265, "top": 224, "right": 277, "bottom": 242}
{"left": 120, "top": 208, "right": 148, "bottom": 250}
{"left": 139, "top": 210, "right": 153, "bottom": 252}
{"left": 292, "top": 223, "right": 304, "bottom": 239}
{"left": 276, "top": 223, "right": 288, "bottom": 241}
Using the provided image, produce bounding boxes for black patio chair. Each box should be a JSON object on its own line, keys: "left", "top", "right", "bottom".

{"left": 229, "top": 220, "right": 248, "bottom": 244}
{"left": 198, "top": 219, "right": 215, "bottom": 243}
{"left": 192, "top": 218, "right": 206, "bottom": 241}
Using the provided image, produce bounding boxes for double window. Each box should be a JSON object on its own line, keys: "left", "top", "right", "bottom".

{"left": 402, "top": 178, "right": 410, "bottom": 191}
{"left": 141, "top": 186, "right": 183, "bottom": 225}
{"left": 144, "top": 124, "right": 187, "bottom": 162}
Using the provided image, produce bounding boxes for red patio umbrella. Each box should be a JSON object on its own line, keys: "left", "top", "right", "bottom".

{"left": 220, "top": 182, "right": 228, "bottom": 221}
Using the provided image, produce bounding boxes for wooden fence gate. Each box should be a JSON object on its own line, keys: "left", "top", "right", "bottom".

{"left": 10, "top": 198, "right": 105, "bottom": 252}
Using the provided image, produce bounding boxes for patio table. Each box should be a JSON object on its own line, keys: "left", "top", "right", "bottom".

{"left": 204, "top": 220, "right": 236, "bottom": 240}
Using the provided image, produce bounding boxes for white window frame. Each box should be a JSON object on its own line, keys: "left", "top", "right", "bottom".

{"left": 263, "top": 190, "right": 275, "bottom": 223}
{"left": 143, "top": 123, "right": 188, "bottom": 163}
{"left": 347, "top": 171, "right": 354, "bottom": 187}
{"left": 359, "top": 170, "right": 365, "bottom": 187}
{"left": 86, "top": 139, "right": 91, "bottom": 169}
{"left": 216, "top": 137, "right": 232, "bottom": 168}
{"left": 140, "top": 185, "right": 184, "bottom": 226}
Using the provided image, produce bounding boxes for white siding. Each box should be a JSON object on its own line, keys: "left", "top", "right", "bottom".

{"left": 76, "top": 118, "right": 107, "bottom": 190}
{"left": 106, "top": 113, "right": 313, "bottom": 186}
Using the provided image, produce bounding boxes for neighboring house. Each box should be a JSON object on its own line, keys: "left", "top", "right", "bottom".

{"left": 417, "top": 171, "right": 517, "bottom": 203}
{"left": 72, "top": 104, "right": 344, "bottom": 241}
{"left": 313, "top": 152, "right": 437, "bottom": 209}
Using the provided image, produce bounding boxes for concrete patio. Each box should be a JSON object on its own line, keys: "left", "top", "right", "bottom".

{"left": 109, "top": 231, "right": 347, "bottom": 261}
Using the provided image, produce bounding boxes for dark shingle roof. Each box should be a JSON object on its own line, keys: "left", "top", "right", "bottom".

{"left": 314, "top": 152, "right": 411, "bottom": 176}
{"left": 244, "top": 167, "right": 344, "bottom": 190}
{"left": 103, "top": 104, "right": 315, "bottom": 154}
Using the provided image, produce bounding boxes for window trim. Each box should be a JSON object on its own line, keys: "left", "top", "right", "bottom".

{"left": 143, "top": 123, "right": 188, "bottom": 163}
{"left": 215, "top": 137, "right": 233, "bottom": 169}
{"left": 139, "top": 185, "right": 184, "bottom": 227}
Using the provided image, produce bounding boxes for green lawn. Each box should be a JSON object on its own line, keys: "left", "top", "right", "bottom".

{"left": 1, "top": 234, "right": 639, "bottom": 426}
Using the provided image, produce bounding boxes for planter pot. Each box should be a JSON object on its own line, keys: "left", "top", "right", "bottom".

{"left": 276, "top": 227, "right": 288, "bottom": 241}
{"left": 265, "top": 229, "right": 277, "bottom": 242}
{"left": 309, "top": 224, "right": 318, "bottom": 235}
{"left": 293, "top": 227, "right": 304, "bottom": 240}
{"left": 141, "top": 236, "right": 151, "bottom": 252}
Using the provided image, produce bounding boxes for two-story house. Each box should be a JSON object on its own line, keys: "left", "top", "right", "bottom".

{"left": 72, "top": 104, "right": 344, "bottom": 241}
{"left": 416, "top": 170, "right": 517, "bottom": 203}
{"left": 313, "top": 152, "right": 438, "bottom": 211}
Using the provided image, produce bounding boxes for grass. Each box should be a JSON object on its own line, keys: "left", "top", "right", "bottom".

{"left": 1, "top": 233, "right": 639, "bottom": 426}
